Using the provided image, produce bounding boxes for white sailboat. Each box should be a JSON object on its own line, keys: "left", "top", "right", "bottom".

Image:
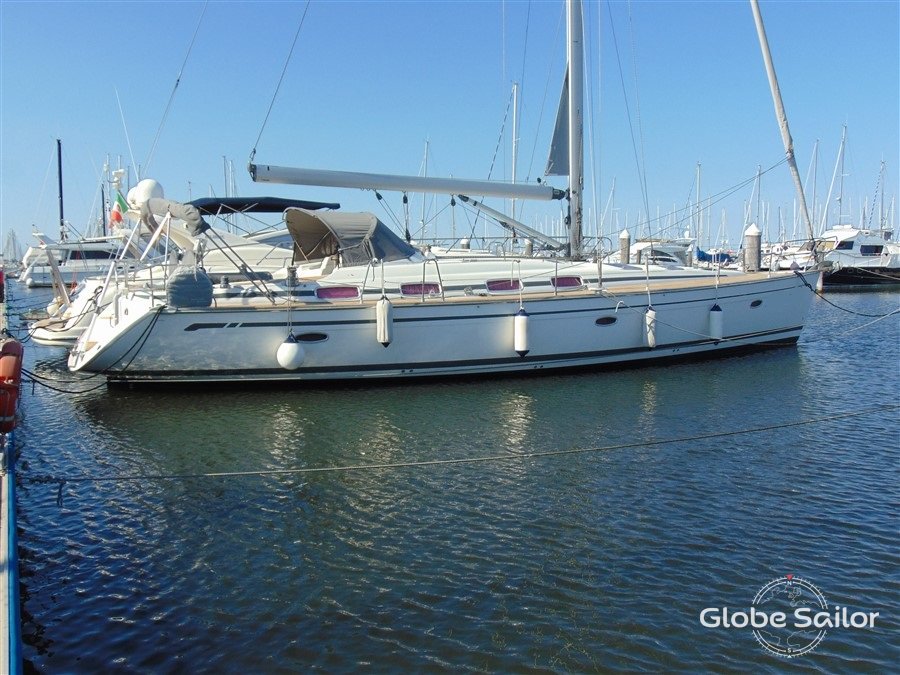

{"left": 67, "top": 0, "right": 820, "bottom": 385}
{"left": 30, "top": 191, "right": 339, "bottom": 346}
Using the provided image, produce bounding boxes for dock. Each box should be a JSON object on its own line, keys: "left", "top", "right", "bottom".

{"left": 0, "top": 431, "right": 22, "bottom": 674}
{"left": 0, "top": 269, "right": 23, "bottom": 673}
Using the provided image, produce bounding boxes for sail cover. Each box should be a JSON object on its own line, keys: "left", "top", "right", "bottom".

{"left": 545, "top": 68, "right": 569, "bottom": 177}
{"left": 142, "top": 198, "right": 210, "bottom": 236}
{"left": 284, "top": 209, "right": 417, "bottom": 266}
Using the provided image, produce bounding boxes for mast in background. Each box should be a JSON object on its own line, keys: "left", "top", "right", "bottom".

{"left": 56, "top": 139, "right": 66, "bottom": 242}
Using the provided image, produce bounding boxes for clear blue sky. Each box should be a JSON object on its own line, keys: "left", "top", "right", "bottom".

{"left": 1, "top": 0, "right": 898, "bottom": 254}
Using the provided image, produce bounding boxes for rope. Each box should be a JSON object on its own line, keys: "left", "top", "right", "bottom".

{"left": 793, "top": 270, "right": 900, "bottom": 318}
{"left": 21, "top": 367, "right": 109, "bottom": 394}
{"left": 24, "top": 405, "right": 898, "bottom": 503}
{"left": 249, "top": 0, "right": 312, "bottom": 164}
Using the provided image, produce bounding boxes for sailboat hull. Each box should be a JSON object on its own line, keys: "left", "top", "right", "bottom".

{"left": 69, "top": 272, "right": 816, "bottom": 385}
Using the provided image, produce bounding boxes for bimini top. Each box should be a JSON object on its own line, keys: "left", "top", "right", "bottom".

{"left": 189, "top": 196, "right": 340, "bottom": 215}
{"left": 284, "top": 208, "right": 418, "bottom": 267}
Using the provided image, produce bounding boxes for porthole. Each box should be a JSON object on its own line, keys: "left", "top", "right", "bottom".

{"left": 750, "top": 299, "right": 763, "bottom": 308}
{"left": 595, "top": 316, "right": 617, "bottom": 326}
{"left": 295, "top": 332, "right": 328, "bottom": 343}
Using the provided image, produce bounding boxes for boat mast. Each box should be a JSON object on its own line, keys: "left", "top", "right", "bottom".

{"left": 567, "top": 0, "right": 585, "bottom": 259}
{"left": 56, "top": 138, "right": 66, "bottom": 241}
{"left": 695, "top": 162, "right": 702, "bottom": 246}
{"left": 511, "top": 82, "right": 519, "bottom": 222}
{"left": 818, "top": 125, "right": 846, "bottom": 233}
{"left": 749, "top": 0, "right": 814, "bottom": 242}
{"left": 838, "top": 125, "right": 847, "bottom": 223}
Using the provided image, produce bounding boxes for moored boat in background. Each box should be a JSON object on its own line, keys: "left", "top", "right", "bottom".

{"left": 817, "top": 225, "right": 900, "bottom": 287}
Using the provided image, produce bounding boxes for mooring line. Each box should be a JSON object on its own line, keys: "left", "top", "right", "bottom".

{"left": 24, "top": 404, "right": 899, "bottom": 499}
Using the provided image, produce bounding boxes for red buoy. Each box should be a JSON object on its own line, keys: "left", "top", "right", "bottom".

{"left": 0, "top": 338, "right": 23, "bottom": 433}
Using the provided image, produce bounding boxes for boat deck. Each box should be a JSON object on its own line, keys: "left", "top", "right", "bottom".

{"left": 194, "top": 270, "right": 809, "bottom": 311}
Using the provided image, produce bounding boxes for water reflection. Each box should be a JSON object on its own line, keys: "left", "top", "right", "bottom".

{"left": 494, "top": 390, "right": 535, "bottom": 453}
{"left": 16, "top": 287, "right": 899, "bottom": 673}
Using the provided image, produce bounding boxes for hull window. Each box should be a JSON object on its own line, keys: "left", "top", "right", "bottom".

{"left": 400, "top": 282, "right": 441, "bottom": 297}
{"left": 486, "top": 279, "right": 522, "bottom": 293}
{"left": 551, "top": 275, "right": 584, "bottom": 289}
{"left": 295, "top": 332, "right": 328, "bottom": 343}
{"left": 315, "top": 286, "right": 360, "bottom": 300}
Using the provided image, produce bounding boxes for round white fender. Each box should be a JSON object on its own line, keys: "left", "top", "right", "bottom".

{"left": 276, "top": 334, "right": 306, "bottom": 370}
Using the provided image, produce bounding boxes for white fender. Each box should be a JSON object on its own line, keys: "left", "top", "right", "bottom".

{"left": 709, "top": 304, "right": 723, "bottom": 341}
{"left": 644, "top": 307, "right": 657, "bottom": 348}
{"left": 514, "top": 308, "right": 529, "bottom": 357}
{"left": 376, "top": 297, "right": 393, "bottom": 347}
{"left": 276, "top": 334, "right": 306, "bottom": 370}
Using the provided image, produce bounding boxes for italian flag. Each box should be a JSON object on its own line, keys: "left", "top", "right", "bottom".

{"left": 110, "top": 191, "right": 128, "bottom": 226}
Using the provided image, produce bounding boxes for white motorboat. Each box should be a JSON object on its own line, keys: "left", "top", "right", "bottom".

{"left": 67, "top": 0, "right": 820, "bottom": 385}
{"left": 19, "top": 233, "right": 140, "bottom": 289}
{"left": 605, "top": 238, "right": 696, "bottom": 266}
{"left": 816, "top": 225, "right": 900, "bottom": 286}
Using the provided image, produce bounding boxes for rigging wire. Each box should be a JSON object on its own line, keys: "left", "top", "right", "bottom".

{"left": 249, "top": 0, "right": 312, "bottom": 164}
{"left": 144, "top": 0, "right": 209, "bottom": 173}
{"left": 606, "top": 2, "right": 651, "bottom": 239}
{"left": 625, "top": 1, "right": 652, "bottom": 238}
{"left": 523, "top": 3, "right": 565, "bottom": 187}
{"left": 114, "top": 89, "right": 139, "bottom": 180}
{"left": 32, "top": 144, "right": 58, "bottom": 227}
{"left": 486, "top": 89, "right": 515, "bottom": 183}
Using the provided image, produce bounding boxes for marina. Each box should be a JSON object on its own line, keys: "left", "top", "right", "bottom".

{"left": 0, "top": 0, "right": 897, "bottom": 670}
{"left": 7, "top": 284, "right": 900, "bottom": 671}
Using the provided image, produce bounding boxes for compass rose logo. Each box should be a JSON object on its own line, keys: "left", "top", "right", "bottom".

{"left": 752, "top": 575, "right": 828, "bottom": 657}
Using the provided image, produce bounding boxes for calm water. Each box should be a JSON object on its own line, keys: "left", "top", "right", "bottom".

{"left": 7, "top": 285, "right": 899, "bottom": 673}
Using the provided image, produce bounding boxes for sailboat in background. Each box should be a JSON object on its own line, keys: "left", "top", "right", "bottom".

{"left": 19, "top": 140, "right": 143, "bottom": 288}
{"left": 1, "top": 231, "right": 24, "bottom": 278}
{"left": 67, "top": 0, "right": 819, "bottom": 385}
